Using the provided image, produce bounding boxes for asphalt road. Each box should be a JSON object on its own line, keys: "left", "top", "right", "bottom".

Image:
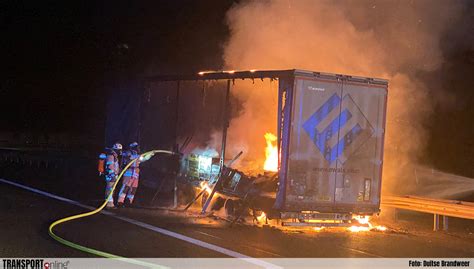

{"left": 1, "top": 178, "right": 473, "bottom": 259}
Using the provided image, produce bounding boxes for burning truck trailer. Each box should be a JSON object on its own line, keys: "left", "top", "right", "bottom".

{"left": 140, "top": 69, "right": 388, "bottom": 228}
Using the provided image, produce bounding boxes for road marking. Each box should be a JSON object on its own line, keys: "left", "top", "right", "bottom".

{"left": 240, "top": 245, "right": 283, "bottom": 258}
{"left": 193, "top": 231, "right": 283, "bottom": 257}
{"left": 195, "top": 231, "right": 223, "bottom": 240}
{"left": 341, "top": 247, "right": 384, "bottom": 258}
{"left": 0, "top": 178, "right": 281, "bottom": 269}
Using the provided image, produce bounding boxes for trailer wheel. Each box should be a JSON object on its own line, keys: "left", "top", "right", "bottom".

{"left": 212, "top": 197, "right": 225, "bottom": 211}
{"left": 224, "top": 199, "right": 235, "bottom": 217}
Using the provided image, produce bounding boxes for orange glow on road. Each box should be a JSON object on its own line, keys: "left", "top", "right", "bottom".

{"left": 348, "top": 226, "right": 371, "bottom": 232}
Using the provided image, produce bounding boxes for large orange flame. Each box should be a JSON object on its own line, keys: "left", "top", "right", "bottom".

{"left": 263, "top": 132, "right": 278, "bottom": 172}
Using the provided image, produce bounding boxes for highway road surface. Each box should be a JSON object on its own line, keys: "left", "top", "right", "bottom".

{"left": 1, "top": 177, "right": 473, "bottom": 259}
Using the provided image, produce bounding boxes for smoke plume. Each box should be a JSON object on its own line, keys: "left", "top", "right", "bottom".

{"left": 214, "top": 0, "right": 467, "bottom": 194}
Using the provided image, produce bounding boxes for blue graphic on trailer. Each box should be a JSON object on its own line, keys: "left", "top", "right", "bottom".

{"left": 303, "top": 93, "right": 372, "bottom": 164}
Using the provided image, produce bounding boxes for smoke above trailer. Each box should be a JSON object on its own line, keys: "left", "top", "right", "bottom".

{"left": 213, "top": 0, "right": 467, "bottom": 194}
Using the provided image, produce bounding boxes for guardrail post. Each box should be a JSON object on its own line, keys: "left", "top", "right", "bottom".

{"left": 442, "top": 216, "right": 448, "bottom": 231}
{"left": 433, "top": 214, "right": 440, "bottom": 231}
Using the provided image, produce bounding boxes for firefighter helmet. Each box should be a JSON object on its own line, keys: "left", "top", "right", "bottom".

{"left": 112, "top": 143, "right": 123, "bottom": 150}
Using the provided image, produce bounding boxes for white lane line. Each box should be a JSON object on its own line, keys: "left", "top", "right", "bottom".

{"left": 0, "top": 178, "right": 281, "bottom": 269}
{"left": 240, "top": 245, "right": 283, "bottom": 258}
{"left": 195, "top": 231, "right": 223, "bottom": 240}
{"left": 342, "top": 247, "right": 384, "bottom": 258}
{"left": 193, "top": 231, "right": 282, "bottom": 258}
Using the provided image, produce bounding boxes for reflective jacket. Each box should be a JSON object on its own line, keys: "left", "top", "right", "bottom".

{"left": 122, "top": 149, "right": 140, "bottom": 177}
{"left": 105, "top": 149, "right": 119, "bottom": 178}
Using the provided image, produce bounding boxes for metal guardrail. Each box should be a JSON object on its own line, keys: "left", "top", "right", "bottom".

{"left": 381, "top": 195, "right": 474, "bottom": 231}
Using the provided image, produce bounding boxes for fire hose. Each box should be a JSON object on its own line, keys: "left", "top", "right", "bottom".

{"left": 48, "top": 150, "right": 176, "bottom": 268}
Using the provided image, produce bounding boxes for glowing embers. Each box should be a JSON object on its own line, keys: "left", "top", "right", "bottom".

{"left": 347, "top": 226, "right": 371, "bottom": 232}
{"left": 256, "top": 211, "right": 267, "bottom": 223}
{"left": 374, "top": 225, "right": 387, "bottom": 231}
{"left": 197, "top": 69, "right": 241, "bottom": 75}
{"left": 198, "top": 70, "right": 213, "bottom": 75}
{"left": 348, "top": 215, "right": 387, "bottom": 232}
{"left": 263, "top": 132, "right": 278, "bottom": 172}
{"left": 354, "top": 215, "right": 370, "bottom": 224}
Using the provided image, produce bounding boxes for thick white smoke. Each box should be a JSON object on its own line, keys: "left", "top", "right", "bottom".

{"left": 213, "top": 0, "right": 466, "bottom": 194}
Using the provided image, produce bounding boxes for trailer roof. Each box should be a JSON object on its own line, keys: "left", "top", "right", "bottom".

{"left": 145, "top": 69, "right": 388, "bottom": 86}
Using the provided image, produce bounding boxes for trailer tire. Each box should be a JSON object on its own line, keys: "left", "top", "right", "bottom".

{"left": 212, "top": 197, "right": 225, "bottom": 211}
{"left": 224, "top": 199, "right": 235, "bottom": 217}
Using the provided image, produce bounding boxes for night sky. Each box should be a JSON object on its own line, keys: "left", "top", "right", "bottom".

{"left": 1, "top": 1, "right": 473, "bottom": 177}
{"left": 1, "top": 0, "right": 233, "bottom": 137}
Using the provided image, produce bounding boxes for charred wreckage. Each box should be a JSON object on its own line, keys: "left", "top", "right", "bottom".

{"left": 109, "top": 69, "right": 388, "bottom": 228}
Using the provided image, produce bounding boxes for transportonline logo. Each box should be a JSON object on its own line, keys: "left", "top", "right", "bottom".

{"left": 2, "top": 259, "right": 69, "bottom": 269}
{"left": 303, "top": 93, "right": 374, "bottom": 164}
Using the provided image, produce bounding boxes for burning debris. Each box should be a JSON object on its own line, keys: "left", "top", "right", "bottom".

{"left": 256, "top": 211, "right": 267, "bottom": 223}
{"left": 348, "top": 215, "right": 387, "bottom": 232}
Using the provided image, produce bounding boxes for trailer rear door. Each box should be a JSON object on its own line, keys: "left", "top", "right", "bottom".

{"left": 284, "top": 76, "right": 343, "bottom": 211}
{"left": 336, "top": 79, "right": 387, "bottom": 209}
{"left": 282, "top": 74, "right": 387, "bottom": 213}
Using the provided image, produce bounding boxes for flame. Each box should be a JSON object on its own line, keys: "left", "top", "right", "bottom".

{"left": 313, "top": 227, "right": 325, "bottom": 232}
{"left": 348, "top": 226, "right": 371, "bottom": 232}
{"left": 198, "top": 70, "right": 214, "bottom": 75}
{"left": 353, "top": 215, "right": 370, "bottom": 225}
{"left": 263, "top": 132, "right": 278, "bottom": 172}
{"left": 348, "top": 215, "right": 387, "bottom": 232}
{"left": 374, "top": 225, "right": 387, "bottom": 231}
{"left": 199, "top": 181, "right": 212, "bottom": 195}
{"left": 256, "top": 212, "right": 267, "bottom": 223}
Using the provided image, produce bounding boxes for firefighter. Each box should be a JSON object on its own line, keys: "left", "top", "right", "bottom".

{"left": 104, "top": 143, "right": 122, "bottom": 208}
{"left": 117, "top": 142, "right": 141, "bottom": 207}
